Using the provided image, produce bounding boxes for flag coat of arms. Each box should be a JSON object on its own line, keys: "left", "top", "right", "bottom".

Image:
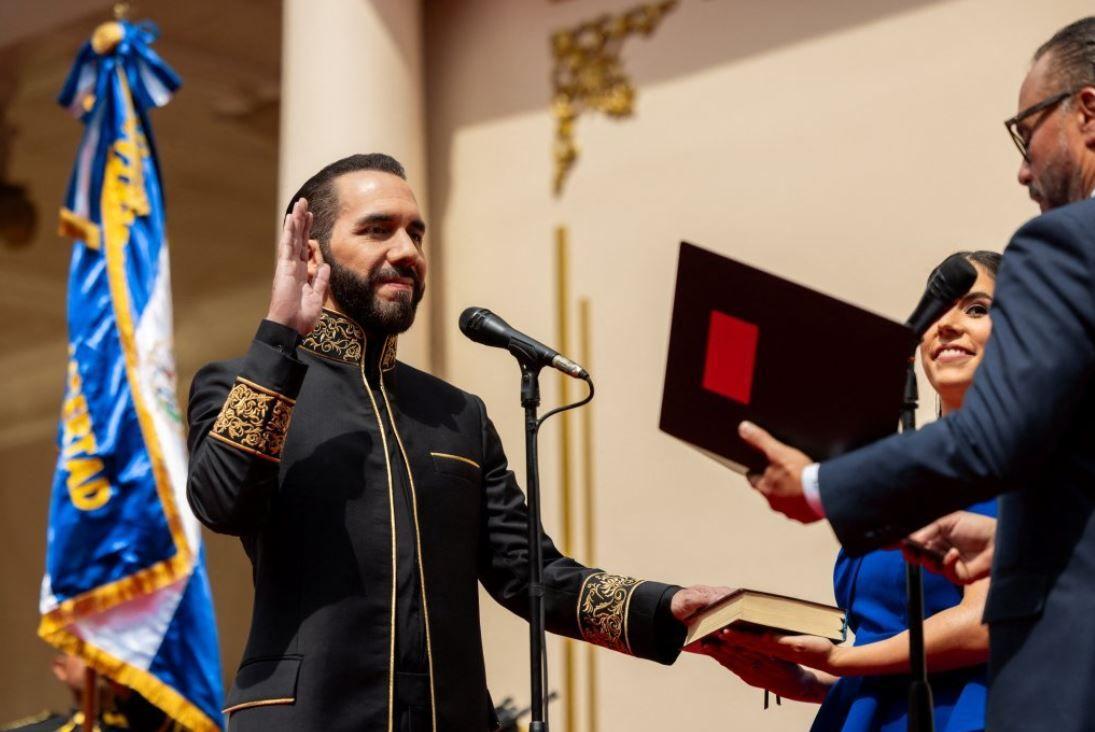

{"left": 40, "top": 19, "right": 223, "bottom": 730}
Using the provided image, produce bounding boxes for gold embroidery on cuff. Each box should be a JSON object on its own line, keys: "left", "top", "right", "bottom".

{"left": 577, "top": 572, "right": 645, "bottom": 655}
{"left": 210, "top": 377, "right": 294, "bottom": 462}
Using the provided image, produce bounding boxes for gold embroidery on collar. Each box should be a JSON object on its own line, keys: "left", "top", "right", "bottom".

{"left": 209, "top": 377, "right": 294, "bottom": 462}
{"left": 577, "top": 572, "right": 644, "bottom": 655}
{"left": 381, "top": 335, "right": 398, "bottom": 372}
{"left": 300, "top": 310, "right": 398, "bottom": 370}
{"left": 301, "top": 310, "right": 365, "bottom": 363}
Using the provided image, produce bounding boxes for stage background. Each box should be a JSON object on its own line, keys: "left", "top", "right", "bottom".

{"left": 0, "top": 0, "right": 1087, "bottom": 729}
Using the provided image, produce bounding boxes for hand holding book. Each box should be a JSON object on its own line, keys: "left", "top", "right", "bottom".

{"left": 713, "top": 628, "right": 848, "bottom": 676}
{"left": 692, "top": 641, "right": 833, "bottom": 704}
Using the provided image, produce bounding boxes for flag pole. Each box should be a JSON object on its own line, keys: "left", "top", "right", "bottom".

{"left": 82, "top": 667, "right": 97, "bottom": 732}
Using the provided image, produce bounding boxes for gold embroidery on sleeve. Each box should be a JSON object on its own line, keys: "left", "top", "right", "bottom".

{"left": 209, "top": 377, "right": 295, "bottom": 462}
{"left": 577, "top": 572, "right": 645, "bottom": 655}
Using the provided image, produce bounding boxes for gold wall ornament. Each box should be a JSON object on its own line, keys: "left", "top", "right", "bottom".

{"left": 550, "top": 1, "right": 677, "bottom": 196}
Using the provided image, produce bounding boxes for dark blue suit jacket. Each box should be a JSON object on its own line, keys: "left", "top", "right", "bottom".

{"left": 819, "top": 197, "right": 1095, "bottom": 732}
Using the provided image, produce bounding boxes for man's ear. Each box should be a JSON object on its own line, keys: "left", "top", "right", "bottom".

{"left": 1077, "top": 86, "right": 1095, "bottom": 148}
{"left": 307, "top": 239, "right": 324, "bottom": 278}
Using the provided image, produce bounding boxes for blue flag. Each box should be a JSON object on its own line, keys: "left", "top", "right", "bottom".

{"left": 40, "top": 19, "right": 223, "bottom": 731}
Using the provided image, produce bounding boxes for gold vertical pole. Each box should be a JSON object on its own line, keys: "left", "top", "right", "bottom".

{"left": 555, "top": 226, "right": 576, "bottom": 731}
{"left": 578, "top": 297, "right": 598, "bottom": 732}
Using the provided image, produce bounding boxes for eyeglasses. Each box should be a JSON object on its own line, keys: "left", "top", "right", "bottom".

{"left": 1004, "top": 88, "right": 1081, "bottom": 163}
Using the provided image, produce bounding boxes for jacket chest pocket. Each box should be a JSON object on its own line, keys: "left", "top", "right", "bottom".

{"left": 419, "top": 452, "right": 482, "bottom": 530}
{"left": 223, "top": 655, "right": 302, "bottom": 717}
{"left": 429, "top": 451, "right": 481, "bottom": 484}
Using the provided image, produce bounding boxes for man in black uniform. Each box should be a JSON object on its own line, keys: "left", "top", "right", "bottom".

{"left": 186, "top": 154, "right": 726, "bottom": 731}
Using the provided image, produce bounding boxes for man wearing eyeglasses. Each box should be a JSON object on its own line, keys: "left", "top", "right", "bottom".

{"left": 1006, "top": 23, "right": 1095, "bottom": 213}
{"left": 726, "top": 17, "right": 1095, "bottom": 731}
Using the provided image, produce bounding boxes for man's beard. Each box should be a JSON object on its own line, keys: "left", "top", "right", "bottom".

{"left": 1029, "top": 127, "right": 1087, "bottom": 211}
{"left": 326, "top": 254, "right": 424, "bottom": 335}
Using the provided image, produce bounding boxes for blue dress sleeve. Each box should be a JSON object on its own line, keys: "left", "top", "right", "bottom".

{"left": 966, "top": 497, "right": 997, "bottom": 519}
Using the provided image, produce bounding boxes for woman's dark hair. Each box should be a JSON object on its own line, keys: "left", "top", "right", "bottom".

{"left": 948, "top": 250, "right": 1002, "bottom": 278}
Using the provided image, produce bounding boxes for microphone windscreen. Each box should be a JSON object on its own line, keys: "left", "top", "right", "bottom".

{"left": 930, "top": 254, "right": 979, "bottom": 301}
{"left": 459, "top": 307, "right": 512, "bottom": 348}
{"left": 458, "top": 306, "right": 484, "bottom": 336}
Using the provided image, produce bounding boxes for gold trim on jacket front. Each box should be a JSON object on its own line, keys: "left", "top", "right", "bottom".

{"left": 382, "top": 380, "right": 438, "bottom": 732}
{"left": 359, "top": 363, "right": 399, "bottom": 732}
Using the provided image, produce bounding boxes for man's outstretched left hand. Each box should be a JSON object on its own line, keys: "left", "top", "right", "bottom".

{"left": 738, "top": 421, "right": 820, "bottom": 524}
{"left": 670, "top": 585, "right": 735, "bottom": 623}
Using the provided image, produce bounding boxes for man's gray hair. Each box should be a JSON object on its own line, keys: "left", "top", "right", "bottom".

{"left": 1035, "top": 17, "right": 1095, "bottom": 92}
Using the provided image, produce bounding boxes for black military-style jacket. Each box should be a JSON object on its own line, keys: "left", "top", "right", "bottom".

{"left": 186, "top": 310, "right": 683, "bottom": 732}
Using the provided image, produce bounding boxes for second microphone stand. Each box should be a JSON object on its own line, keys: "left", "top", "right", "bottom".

{"left": 901, "top": 365, "right": 934, "bottom": 732}
{"left": 518, "top": 359, "right": 594, "bottom": 732}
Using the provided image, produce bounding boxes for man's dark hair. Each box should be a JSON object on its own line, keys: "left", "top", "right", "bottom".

{"left": 286, "top": 153, "right": 406, "bottom": 248}
{"left": 1035, "top": 17, "right": 1095, "bottom": 93}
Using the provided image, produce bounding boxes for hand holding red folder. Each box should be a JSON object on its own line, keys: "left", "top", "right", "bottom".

{"left": 738, "top": 421, "right": 819, "bottom": 523}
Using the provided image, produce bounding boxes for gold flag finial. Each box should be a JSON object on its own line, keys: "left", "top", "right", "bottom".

{"left": 91, "top": 3, "right": 131, "bottom": 55}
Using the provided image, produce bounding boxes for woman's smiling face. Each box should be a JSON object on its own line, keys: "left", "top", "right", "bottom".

{"left": 920, "top": 262, "right": 996, "bottom": 413}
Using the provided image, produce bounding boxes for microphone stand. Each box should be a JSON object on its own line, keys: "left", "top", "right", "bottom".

{"left": 901, "top": 364, "right": 934, "bottom": 732}
{"left": 520, "top": 361, "right": 549, "bottom": 732}
{"left": 515, "top": 357, "right": 595, "bottom": 732}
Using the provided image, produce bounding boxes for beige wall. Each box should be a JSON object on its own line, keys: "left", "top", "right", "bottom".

{"left": 424, "top": 1, "right": 1090, "bottom": 729}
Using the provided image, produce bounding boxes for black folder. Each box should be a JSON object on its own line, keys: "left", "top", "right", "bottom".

{"left": 659, "top": 242, "right": 916, "bottom": 473}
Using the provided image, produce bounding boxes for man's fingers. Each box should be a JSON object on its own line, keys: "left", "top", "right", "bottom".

{"left": 312, "top": 263, "right": 331, "bottom": 301}
{"left": 738, "top": 421, "right": 778, "bottom": 458}
{"left": 278, "top": 212, "right": 295, "bottom": 260}
{"left": 746, "top": 471, "right": 763, "bottom": 489}
{"left": 906, "top": 523, "right": 939, "bottom": 545}
{"left": 717, "top": 628, "right": 768, "bottom": 651}
{"left": 941, "top": 548, "right": 965, "bottom": 583}
{"left": 300, "top": 211, "right": 314, "bottom": 262}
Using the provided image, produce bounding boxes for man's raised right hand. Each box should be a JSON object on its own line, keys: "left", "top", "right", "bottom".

{"left": 266, "top": 198, "right": 331, "bottom": 336}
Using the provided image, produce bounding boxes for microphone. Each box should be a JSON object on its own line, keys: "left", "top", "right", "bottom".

{"left": 459, "top": 307, "right": 590, "bottom": 380}
{"left": 905, "top": 254, "right": 979, "bottom": 337}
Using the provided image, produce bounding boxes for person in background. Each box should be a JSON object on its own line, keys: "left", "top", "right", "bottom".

{"left": 1, "top": 654, "right": 181, "bottom": 732}
{"left": 732, "top": 17, "right": 1095, "bottom": 731}
{"left": 700, "top": 251, "right": 1002, "bottom": 732}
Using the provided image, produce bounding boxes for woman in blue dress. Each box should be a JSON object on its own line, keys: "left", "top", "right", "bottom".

{"left": 700, "top": 251, "right": 1002, "bottom": 732}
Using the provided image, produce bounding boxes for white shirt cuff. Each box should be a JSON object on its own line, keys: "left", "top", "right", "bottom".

{"left": 801, "top": 463, "right": 825, "bottom": 518}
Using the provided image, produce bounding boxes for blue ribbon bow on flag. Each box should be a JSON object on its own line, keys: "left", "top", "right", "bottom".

{"left": 41, "top": 19, "right": 223, "bottom": 731}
